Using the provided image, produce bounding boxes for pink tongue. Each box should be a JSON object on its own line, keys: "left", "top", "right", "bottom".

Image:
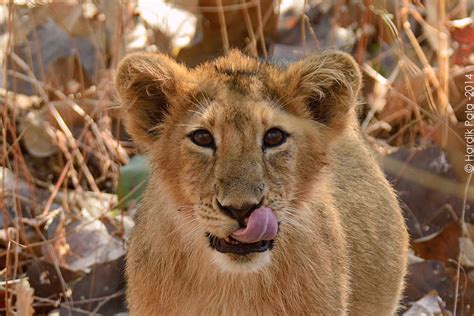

{"left": 231, "top": 207, "right": 278, "bottom": 243}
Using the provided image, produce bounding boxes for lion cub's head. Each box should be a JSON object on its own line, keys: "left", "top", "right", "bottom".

{"left": 116, "top": 50, "right": 361, "bottom": 273}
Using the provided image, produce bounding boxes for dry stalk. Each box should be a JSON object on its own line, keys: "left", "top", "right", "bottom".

{"left": 7, "top": 54, "right": 100, "bottom": 193}
{"left": 241, "top": 0, "right": 258, "bottom": 56}
{"left": 184, "top": 0, "right": 259, "bottom": 12}
{"left": 301, "top": 0, "right": 307, "bottom": 52}
{"left": 437, "top": 0, "right": 450, "bottom": 147}
{"left": 216, "top": 0, "right": 230, "bottom": 53}
{"left": 454, "top": 172, "right": 473, "bottom": 315}
{"left": 403, "top": 4, "right": 457, "bottom": 124}
{"left": 255, "top": 0, "right": 267, "bottom": 58}
{"left": 243, "top": 0, "right": 273, "bottom": 56}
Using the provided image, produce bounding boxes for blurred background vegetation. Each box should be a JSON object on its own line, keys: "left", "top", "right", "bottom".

{"left": 0, "top": 0, "right": 473, "bottom": 314}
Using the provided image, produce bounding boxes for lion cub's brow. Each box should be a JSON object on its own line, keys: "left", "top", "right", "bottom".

{"left": 213, "top": 64, "right": 258, "bottom": 77}
{"left": 207, "top": 60, "right": 275, "bottom": 98}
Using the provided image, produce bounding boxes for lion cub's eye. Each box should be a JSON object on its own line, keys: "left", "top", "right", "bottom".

{"left": 263, "top": 128, "right": 287, "bottom": 148}
{"left": 189, "top": 129, "right": 215, "bottom": 148}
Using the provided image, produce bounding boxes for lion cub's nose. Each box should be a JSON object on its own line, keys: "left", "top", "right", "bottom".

{"left": 217, "top": 200, "right": 262, "bottom": 221}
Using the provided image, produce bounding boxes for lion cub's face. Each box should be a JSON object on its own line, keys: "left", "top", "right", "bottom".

{"left": 116, "top": 50, "right": 361, "bottom": 273}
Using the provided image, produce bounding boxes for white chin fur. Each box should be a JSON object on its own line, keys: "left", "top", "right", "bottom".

{"left": 211, "top": 251, "right": 272, "bottom": 273}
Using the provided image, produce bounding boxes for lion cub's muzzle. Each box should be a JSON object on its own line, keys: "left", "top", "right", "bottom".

{"left": 207, "top": 199, "right": 279, "bottom": 255}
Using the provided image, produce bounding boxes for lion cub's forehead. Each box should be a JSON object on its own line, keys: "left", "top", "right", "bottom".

{"left": 187, "top": 52, "right": 281, "bottom": 126}
{"left": 206, "top": 99, "right": 275, "bottom": 129}
{"left": 193, "top": 52, "right": 279, "bottom": 102}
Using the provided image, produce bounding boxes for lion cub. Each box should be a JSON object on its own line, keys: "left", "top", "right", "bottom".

{"left": 115, "top": 50, "right": 408, "bottom": 315}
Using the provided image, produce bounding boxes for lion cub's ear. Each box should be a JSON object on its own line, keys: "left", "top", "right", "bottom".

{"left": 284, "top": 51, "right": 361, "bottom": 130}
{"left": 115, "top": 52, "right": 190, "bottom": 148}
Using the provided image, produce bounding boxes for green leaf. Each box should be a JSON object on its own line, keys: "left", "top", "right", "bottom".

{"left": 117, "top": 155, "right": 150, "bottom": 208}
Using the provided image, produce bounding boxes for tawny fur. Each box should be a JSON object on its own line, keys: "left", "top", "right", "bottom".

{"left": 115, "top": 50, "right": 409, "bottom": 315}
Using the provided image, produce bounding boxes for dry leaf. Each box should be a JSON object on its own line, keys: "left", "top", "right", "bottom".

{"left": 22, "top": 110, "right": 58, "bottom": 158}
{"left": 451, "top": 20, "right": 474, "bottom": 45}
{"left": 44, "top": 213, "right": 125, "bottom": 273}
{"left": 384, "top": 146, "right": 473, "bottom": 240}
{"left": 459, "top": 223, "right": 474, "bottom": 268}
{"left": 68, "top": 256, "right": 126, "bottom": 314}
{"left": 14, "top": 279, "right": 35, "bottom": 316}
{"left": 413, "top": 222, "right": 461, "bottom": 262}
{"left": 403, "top": 290, "right": 447, "bottom": 316}
{"left": 460, "top": 236, "right": 474, "bottom": 268}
